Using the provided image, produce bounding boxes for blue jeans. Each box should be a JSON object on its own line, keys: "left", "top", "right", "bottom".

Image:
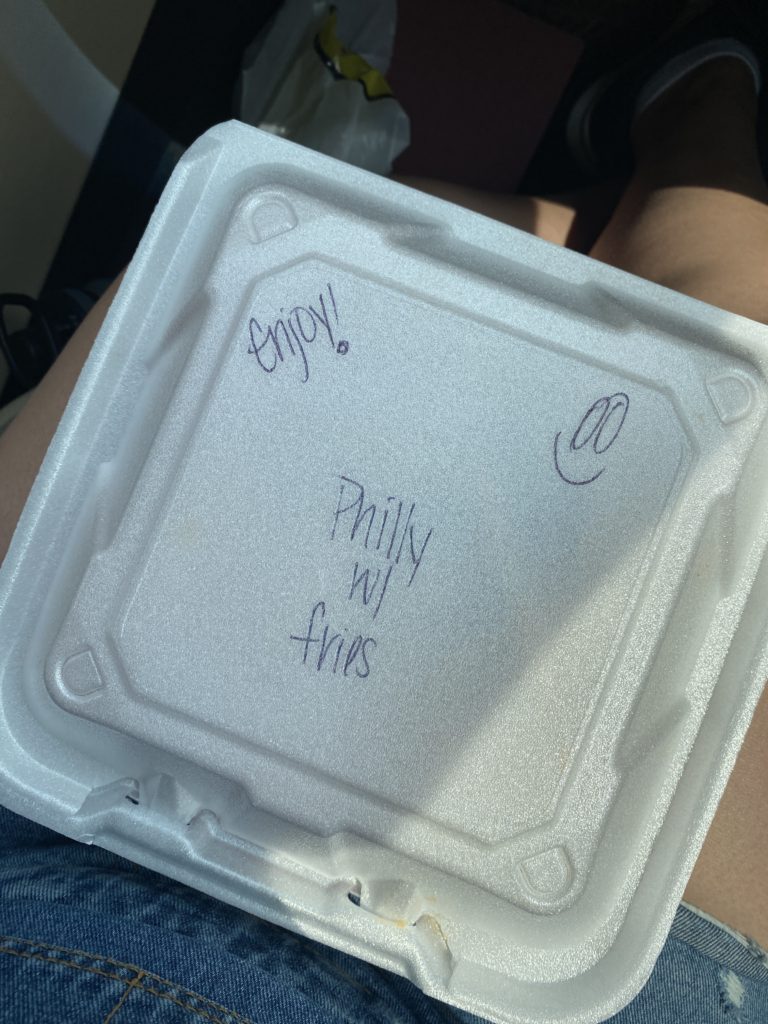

{"left": 1, "top": 805, "right": 767, "bottom": 1023}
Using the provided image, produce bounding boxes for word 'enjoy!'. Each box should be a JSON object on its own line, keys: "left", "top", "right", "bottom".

{"left": 247, "top": 282, "right": 350, "bottom": 383}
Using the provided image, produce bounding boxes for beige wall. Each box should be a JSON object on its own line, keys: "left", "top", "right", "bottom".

{"left": 47, "top": 0, "right": 157, "bottom": 85}
{"left": 0, "top": 0, "right": 155, "bottom": 300}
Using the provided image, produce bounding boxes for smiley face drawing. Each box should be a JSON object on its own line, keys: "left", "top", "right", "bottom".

{"left": 554, "top": 392, "right": 630, "bottom": 486}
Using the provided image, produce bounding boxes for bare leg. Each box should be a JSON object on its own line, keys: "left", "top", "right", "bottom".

{"left": 0, "top": 276, "right": 121, "bottom": 561}
{"left": 588, "top": 57, "right": 768, "bottom": 945}
{"left": 591, "top": 58, "right": 768, "bottom": 319}
{"left": 394, "top": 175, "right": 622, "bottom": 251}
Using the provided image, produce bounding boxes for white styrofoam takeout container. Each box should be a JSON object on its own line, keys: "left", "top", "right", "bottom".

{"left": 2, "top": 121, "right": 768, "bottom": 1023}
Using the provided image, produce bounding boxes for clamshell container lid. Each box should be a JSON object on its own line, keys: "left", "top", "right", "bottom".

{"left": 2, "top": 122, "right": 768, "bottom": 1023}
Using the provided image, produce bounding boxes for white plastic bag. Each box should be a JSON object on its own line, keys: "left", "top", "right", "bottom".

{"left": 236, "top": 1, "right": 409, "bottom": 174}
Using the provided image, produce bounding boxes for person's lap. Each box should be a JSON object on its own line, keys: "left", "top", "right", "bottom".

{"left": 2, "top": 804, "right": 767, "bottom": 1023}
{"left": 2, "top": 218, "right": 768, "bottom": 1024}
{"left": 3, "top": 47, "right": 768, "bottom": 1023}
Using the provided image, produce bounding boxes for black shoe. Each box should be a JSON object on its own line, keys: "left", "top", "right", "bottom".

{"left": 566, "top": 3, "right": 763, "bottom": 178}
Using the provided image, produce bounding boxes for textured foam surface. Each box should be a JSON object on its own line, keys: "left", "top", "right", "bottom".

{"left": 2, "top": 122, "right": 768, "bottom": 1023}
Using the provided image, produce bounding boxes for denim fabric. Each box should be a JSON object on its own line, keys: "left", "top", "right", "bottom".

{"left": 1, "top": 804, "right": 767, "bottom": 1023}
